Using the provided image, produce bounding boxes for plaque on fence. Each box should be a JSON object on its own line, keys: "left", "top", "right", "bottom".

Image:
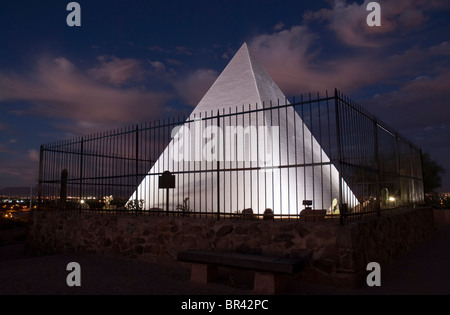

{"left": 159, "top": 171, "right": 175, "bottom": 189}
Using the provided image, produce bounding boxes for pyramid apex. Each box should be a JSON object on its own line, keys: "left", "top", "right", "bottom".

{"left": 239, "top": 42, "right": 250, "bottom": 52}
{"left": 192, "top": 41, "right": 286, "bottom": 114}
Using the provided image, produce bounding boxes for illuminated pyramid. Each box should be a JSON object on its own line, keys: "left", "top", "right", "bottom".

{"left": 130, "top": 43, "right": 356, "bottom": 215}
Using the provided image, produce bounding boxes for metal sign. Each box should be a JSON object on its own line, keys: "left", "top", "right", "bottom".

{"left": 159, "top": 171, "right": 175, "bottom": 189}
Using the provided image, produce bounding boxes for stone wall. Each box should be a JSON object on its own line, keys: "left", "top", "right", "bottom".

{"left": 25, "top": 207, "right": 434, "bottom": 288}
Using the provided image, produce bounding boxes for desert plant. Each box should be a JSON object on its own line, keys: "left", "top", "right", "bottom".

{"left": 176, "top": 197, "right": 190, "bottom": 216}
{"left": 125, "top": 199, "right": 144, "bottom": 211}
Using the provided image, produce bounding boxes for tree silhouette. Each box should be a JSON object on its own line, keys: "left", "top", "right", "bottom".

{"left": 422, "top": 152, "right": 446, "bottom": 193}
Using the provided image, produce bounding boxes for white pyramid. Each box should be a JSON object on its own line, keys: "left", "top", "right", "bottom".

{"left": 130, "top": 43, "right": 357, "bottom": 215}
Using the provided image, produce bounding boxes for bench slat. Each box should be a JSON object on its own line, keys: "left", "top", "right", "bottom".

{"left": 177, "top": 250, "right": 306, "bottom": 274}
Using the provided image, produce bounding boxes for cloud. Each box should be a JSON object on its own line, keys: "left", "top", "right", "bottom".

{"left": 175, "top": 46, "right": 193, "bottom": 56}
{"left": 88, "top": 56, "right": 144, "bottom": 86}
{"left": 249, "top": 24, "right": 376, "bottom": 94}
{"left": 248, "top": 6, "right": 447, "bottom": 96}
{"left": 363, "top": 70, "right": 450, "bottom": 131}
{"left": 325, "top": 0, "right": 381, "bottom": 48}
{"left": 28, "top": 149, "right": 40, "bottom": 162}
{"left": 0, "top": 144, "right": 16, "bottom": 154}
{"left": 304, "top": 0, "right": 450, "bottom": 48}
{"left": 429, "top": 41, "right": 450, "bottom": 56}
{"left": 0, "top": 51, "right": 226, "bottom": 138}
{"left": 173, "top": 69, "right": 219, "bottom": 106}
{"left": 147, "top": 45, "right": 165, "bottom": 53}
{"left": 0, "top": 55, "right": 173, "bottom": 135}
{"left": 274, "top": 22, "right": 285, "bottom": 31}
{"left": 0, "top": 157, "right": 38, "bottom": 187}
{"left": 149, "top": 60, "right": 166, "bottom": 72}
{"left": 249, "top": 25, "right": 326, "bottom": 93}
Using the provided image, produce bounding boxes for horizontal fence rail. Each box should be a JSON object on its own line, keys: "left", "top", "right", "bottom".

{"left": 38, "top": 90, "right": 424, "bottom": 224}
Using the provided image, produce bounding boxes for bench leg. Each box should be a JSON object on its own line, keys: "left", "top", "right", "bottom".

{"left": 254, "top": 272, "right": 287, "bottom": 295}
{"left": 190, "top": 263, "right": 219, "bottom": 284}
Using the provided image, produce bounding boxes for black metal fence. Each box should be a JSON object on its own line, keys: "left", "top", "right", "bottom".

{"left": 38, "top": 90, "right": 424, "bottom": 223}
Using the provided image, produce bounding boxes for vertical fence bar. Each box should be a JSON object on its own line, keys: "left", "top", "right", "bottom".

{"left": 256, "top": 102, "right": 260, "bottom": 215}
{"left": 334, "top": 89, "right": 344, "bottom": 225}
{"left": 38, "top": 145, "right": 44, "bottom": 211}
{"left": 235, "top": 107, "right": 238, "bottom": 215}
{"left": 317, "top": 92, "right": 323, "bottom": 211}
{"left": 373, "top": 118, "right": 381, "bottom": 216}
{"left": 79, "top": 137, "right": 84, "bottom": 213}
{"left": 135, "top": 124, "right": 139, "bottom": 210}
{"left": 309, "top": 93, "right": 315, "bottom": 211}
{"left": 301, "top": 95, "right": 306, "bottom": 206}
{"left": 285, "top": 98, "right": 290, "bottom": 218}
{"left": 216, "top": 110, "right": 221, "bottom": 220}
{"left": 249, "top": 104, "right": 253, "bottom": 213}
{"left": 263, "top": 102, "right": 267, "bottom": 211}
{"left": 395, "top": 134, "right": 400, "bottom": 206}
{"left": 193, "top": 115, "right": 198, "bottom": 217}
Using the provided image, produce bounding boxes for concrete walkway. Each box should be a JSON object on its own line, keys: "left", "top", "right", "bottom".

{"left": 1, "top": 211, "right": 449, "bottom": 295}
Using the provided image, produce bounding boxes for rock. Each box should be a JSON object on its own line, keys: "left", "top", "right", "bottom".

{"left": 234, "top": 225, "right": 248, "bottom": 235}
{"left": 135, "top": 245, "right": 144, "bottom": 255}
{"left": 296, "top": 225, "right": 311, "bottom": 238}
{"left": 263, "top": 208, "right": 274, "bottom": 220}
{"left": 336, "top": 228, "right": 354, "bottom": 249}
{"left": 242, "top": 208, "right": 254, "bottom": 220}
{"left": 216, "top": 225, "right": 233, "bottom": 237}
{"left": 313, "top": 258, "right": 335, "bottom": 274}
{"left": 314, "top": 228, "right": 333, "bottom": 241}
{"left": 273, "top": 233, "right": 294, "bottom": 242}
{"left": 103, "top": 238, "right": 112, "bottom": 247}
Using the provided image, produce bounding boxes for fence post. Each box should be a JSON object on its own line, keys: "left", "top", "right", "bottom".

{"left": 37, "top": 144, "right": 44, "bottom": 211}
{"left": 79, "top": 137, "right": 84, "bottom": 213}
{"left": 420, "top": 148, "right": 425, "bottom": 202}
{"left": 373, "top": 119, "right": 381, "bottom": 217}
{"left": 334, "top": 89, "right": 344, "bottom": 225}
{"left": 216, "top": 110, "right": 221, "bottom": 220}
{"left": 135, "top": 124, "right": 139, "bottom": 212}
{"left": 395, "top": 134, "right": 400, "bottom": 207}
{"left": 60, "top": 169, "right": 68, "bottom": 211}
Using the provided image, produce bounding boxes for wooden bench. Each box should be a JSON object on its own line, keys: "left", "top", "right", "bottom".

{"left": 177, "top": 250, "right": 307, "bottom": 294}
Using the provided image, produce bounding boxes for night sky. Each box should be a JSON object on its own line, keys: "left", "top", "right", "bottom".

{"left": 0, "top": 0, "right": 449, "bottom": 192}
